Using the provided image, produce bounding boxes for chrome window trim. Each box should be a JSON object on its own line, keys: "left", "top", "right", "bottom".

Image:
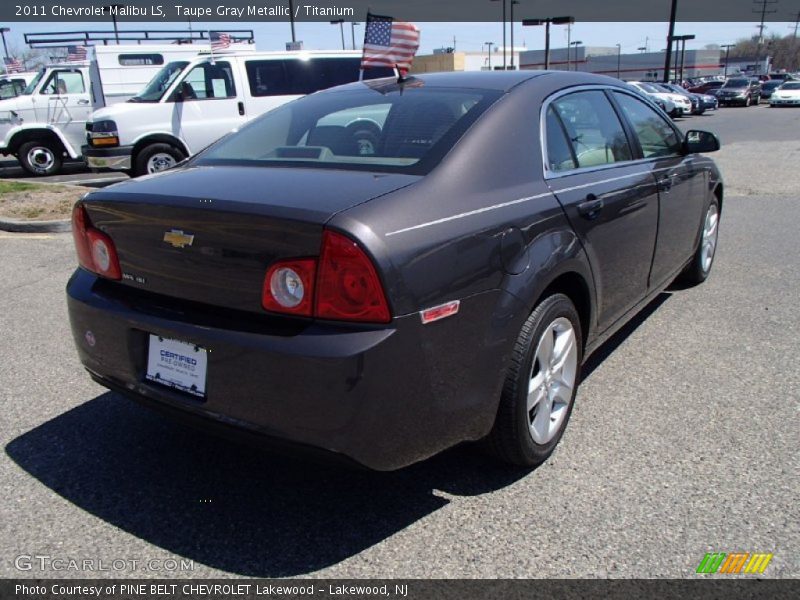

{"left": 540, "top": 84, "right": 683, "bottom": 181}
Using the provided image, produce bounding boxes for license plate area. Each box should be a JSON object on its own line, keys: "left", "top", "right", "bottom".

{"left": 145, "top": 335, "right": 208, "bottom": 398}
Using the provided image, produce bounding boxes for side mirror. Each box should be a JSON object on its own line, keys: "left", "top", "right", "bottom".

{"left": 172, "top": 89, "right": 184, "bottom": 102}
{"left": 684, "top": 130, "right": 720, "bottom": 154}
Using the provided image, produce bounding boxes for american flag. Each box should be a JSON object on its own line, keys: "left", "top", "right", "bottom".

{"left": 66, "top": 46, "right": 88, "bottom": 63}
{"left": 3, "top": 57, "right": 24, "bottom": 73}
{"left": 210, "top": 31, "right": 231, "bottom": 51}
{"left": 361, "top": 13, "right": 420, "bottom": 75}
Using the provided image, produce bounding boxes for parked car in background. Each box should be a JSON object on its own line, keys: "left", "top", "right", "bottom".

{"left": 760, "top": 80, "right": 784, "bottom": 100}
{"left": 656, "top": 83, "right": 706, "bottom": 115}
{"left": 628, "top": 81, "right": 692, "bottom": 117}
{"left": 716, "top": 78, "right": 761, "bottom": 107}
{"left": 67, "top": 71, "right": 723, "bottom": 470}
{"left": 85, "top": 50, "right": 394, "bottom": 177}
{"left": 688, "top": 80, "right": 724, "bottom": 95}
{"left": 769, "top": 81, "right": 800, "bottom": 106}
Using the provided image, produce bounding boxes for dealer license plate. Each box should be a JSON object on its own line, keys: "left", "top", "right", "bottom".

{"left": 145, "top": 335, "right": 208, "bottom": 398}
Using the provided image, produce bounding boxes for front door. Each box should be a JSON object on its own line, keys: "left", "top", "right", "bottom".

{"left": 37, "top": 68, "right": 91, "bottom": 153}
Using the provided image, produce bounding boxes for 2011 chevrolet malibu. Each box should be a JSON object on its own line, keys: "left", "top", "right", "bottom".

{"left": 67, "top": 71, "right": 723, "bottom": 470}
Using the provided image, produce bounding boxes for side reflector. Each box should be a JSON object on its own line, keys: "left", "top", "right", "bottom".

{"left": 420, "top": 300, "right": 460, "bottom": 324}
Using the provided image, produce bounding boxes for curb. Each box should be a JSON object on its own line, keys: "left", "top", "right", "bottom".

{"left": 0, "top": 218, "right": 71, "bottom": 233}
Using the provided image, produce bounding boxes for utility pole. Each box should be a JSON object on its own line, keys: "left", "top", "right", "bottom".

{"left": 663, "top": 0, "right": 678, "bottom": 82}
{"left": 721, "top": 43, "right": 735, "bottom": 77}
{"left": 510, "top": 0, "right": 519, "bottom": 69}
{"left": 753, "top": 0, "right": 778, "bottom": 74}
{"left": 288, "top": 0, "right": 296, "bottom": 43}
{"left": 566, "top": 22, "right": 572, "bottom": 71}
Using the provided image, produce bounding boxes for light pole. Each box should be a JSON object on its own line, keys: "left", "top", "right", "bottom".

{"left": 0, "top": 28, "right": 10, "bottom": 61}
{"left": 288, "top": 0, "right": 296, "bottom": 43}
{"left": 721, "top": 43, "right": 734, "bottom": 77}
{"left": 485, "top": 42, "right": 494, "bottom": 70}
{"left": 663, "top": 0, "right": 678, "bottom": 82}
{"left": 490, "top": 0, "right": 507, "bottom": 70}
{"left": 616, "top": 43, "right": 622, "bottom": 78}
{"left": 351, "top": 22, "right": 360, "bottom": 50}
{"left": 670, "top": 34, "right": 695, "bottom": 84}
{"left": 510, "top": 1, "right": 519, "bottom": 69}
{"left": 108, "top": 4, "right": 124, "bottom": 44}
{"left": 570, "top": 40, "right": 582, "bottom": 71}
{"left": 523, "top": 16, "right": 574, "bottom": 70}
{"left": 330, "top": 20, "right": 345, "bottom": 50}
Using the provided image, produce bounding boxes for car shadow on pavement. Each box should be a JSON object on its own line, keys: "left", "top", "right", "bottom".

{"left": 5, "top": 392, "right": 529, "bottom": 577}
{"left": 6, "top": 291, "right": 674, "bottom": 577}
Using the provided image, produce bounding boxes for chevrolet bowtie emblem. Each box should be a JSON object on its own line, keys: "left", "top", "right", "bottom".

{"left": 163, "top": 229, "right": 194, "bottom": 248}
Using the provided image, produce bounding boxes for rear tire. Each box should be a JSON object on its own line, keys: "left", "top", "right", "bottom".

{"left": 134, "top": 143, "right": 185, "bottom": 177}
{"left": 486, "top": 294, "right": 583, "bottom": 467}
{"left": 681, "top": 198, "right": 720, "bottom": 286}
{"left": 18, "top": 141, "right": 63, "bottom": 176}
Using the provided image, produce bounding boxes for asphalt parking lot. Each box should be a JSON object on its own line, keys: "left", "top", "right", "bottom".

{"left": 1, "top": 104, "right": 798, "bottom": 579}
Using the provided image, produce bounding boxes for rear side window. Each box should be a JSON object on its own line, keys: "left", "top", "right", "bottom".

{"left": 550, "top": 90, "right": 632, "bottom": 169}
{"left": 40, "top": 70, "right": 85, "bottom": 95}
{"left": 245, "top": 58, "right": 394, "bottom": 97}
{"left": 544, "top": 106, "right": 577, "bottom": 172}
{"left": 174, "top": 61, "right": 236, "bottom": 100}
{"left": 118, "top": 53, "right": 164, "bottom": 66}
{"left": 612, "top": 92, "right": 682, "bottom": 158}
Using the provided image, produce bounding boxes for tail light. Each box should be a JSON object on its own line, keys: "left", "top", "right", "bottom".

{"left": 71, "top": 203, "right": 122, "bottom": 280}
{"left": 261, "top": 230, "right": 391, "bottom": 324}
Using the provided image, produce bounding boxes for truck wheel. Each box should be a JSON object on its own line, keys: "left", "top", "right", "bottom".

{"left": 18, "top": 141, "right": 63, "bottom": 176}
{"left": 134, "top": 143, "right": 185, "bottom": 177}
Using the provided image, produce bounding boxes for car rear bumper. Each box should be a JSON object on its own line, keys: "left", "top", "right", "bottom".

{"left": 83, "top": 145, "right": 133, "bottom": 171}
{"left": 770, "top": 99, "right": 800, "bottom": 105}
{"left": 66, "top": 269, "right": 518, "bottom": 470}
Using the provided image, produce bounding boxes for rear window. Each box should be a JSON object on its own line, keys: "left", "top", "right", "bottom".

{"left": 245, "top": 57, "right": 394, "bottom": 97}
{"left": 194, "top": 84, "right": 501, "bottom": 175}
{"left": 780, "top": 82, "right": 800, "bottom": 90}
{"left": 723, "top": 79, "right": 749, "bottom": 87}
{"left": 118, "top": 53, "right": 164, "bottom": 66}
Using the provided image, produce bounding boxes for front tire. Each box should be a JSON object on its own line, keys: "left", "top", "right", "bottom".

{"left": 18, "top": 141, "right": 63, "bottom": 176}
{"left": 134, "top": 143, "right": 185, "bottom": 177}
{"left": 681, "top": 198, "right": 720, "bottom": 285}
{"left": 487, "top": 293, "right": 583, "bottom": 467}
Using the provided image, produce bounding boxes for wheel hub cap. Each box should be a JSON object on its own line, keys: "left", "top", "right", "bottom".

{"left": 701, "top": 204, "right": 719, "bottom": 273}
{"left": 29, "top": 147, "right": 54, "bottom": 171}
{"left": 527, "top": 317, "right": 578, "bottom": 445}
{"left": 147, "top": 153, "right": 176, "bottom": 173}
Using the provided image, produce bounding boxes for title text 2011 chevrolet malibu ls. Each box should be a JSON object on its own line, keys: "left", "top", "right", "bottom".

{"left": 67, "top": 71, "right": 722, "bottom": 470}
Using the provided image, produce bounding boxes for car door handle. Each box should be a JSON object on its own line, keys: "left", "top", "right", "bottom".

{"left": 657, "top": 176, "right": 673, "bottom": 192}
{"left": 237, "top": 101, "right": 245, "bottom": 116}
{"left": 77, "top": 99, "right": 90, "bottom": 105}
{"left": 577, "top": 195, "right": 604, "bottom": 219}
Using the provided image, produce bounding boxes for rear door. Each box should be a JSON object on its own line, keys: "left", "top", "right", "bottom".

{"left": 170, "top": 60, "right": 243, "bottom": 153}
{"left": 610, "top": 90, "right": 705, "bottom": 288}
{"left": 544, "top": 89, "right": 659, "bottom": 330}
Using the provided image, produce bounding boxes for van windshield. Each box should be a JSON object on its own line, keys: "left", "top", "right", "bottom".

{"left": 194, "top": 82, "right": 502, "bottom": 175}
{"left": 129, "top": 61, "right": 189, "bottom": 102}
{"left": 22, "top": 69, "right": 45, "bottom": 95}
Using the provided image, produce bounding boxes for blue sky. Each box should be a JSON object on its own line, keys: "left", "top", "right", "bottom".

{"left": 4, "top": 21, "right": 796, "bottom": 56}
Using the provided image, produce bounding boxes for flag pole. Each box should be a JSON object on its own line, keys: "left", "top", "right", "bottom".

{"left": 358, "top": 10, "right": 370, "bottom": 81}
{"left": 208, "top": 30, "right": 215, "bottom": 64}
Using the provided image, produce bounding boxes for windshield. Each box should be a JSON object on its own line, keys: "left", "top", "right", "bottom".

{"left": 723, "top": 79, "right": 749, "bottom": 88}
{"left": 762, "top": 81, "right": 782, "bottom": 90}
{"left": 780, "top": 82, "right": 800, "bottom": 90}
{"left": 634, "top": 82, "right": 661, "bottom": 94}
{"left": 194, "top": 83, "right": 502, "bottom": 175}
{"left": 129, "top": 61, "right": 189, "bottom": 102}
{"left": 22, "top": 69, "right": 45, "bottom": 95}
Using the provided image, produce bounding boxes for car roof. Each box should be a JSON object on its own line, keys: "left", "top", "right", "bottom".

{"left": 334, "top": 70, "right": 629, "bottom": 93}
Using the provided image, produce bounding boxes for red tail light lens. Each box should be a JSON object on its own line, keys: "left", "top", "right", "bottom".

{"left": 261, "top": 231, "right": 391, "bottom": 324}
{"left": 71, "top": 203, "right": 122, "bottom": 280}
{"left": 262, "top": 259, "right": 316, "bottom": 316}
{"left": 315, "top": 230, "right": 391, "bottom": 324}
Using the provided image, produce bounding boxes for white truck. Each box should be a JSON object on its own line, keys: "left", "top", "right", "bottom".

{"left": 0, "top": 31, "right": 255, "bottom": 176}
{"left": 84, "top": 50, "right": 394, "bottom": 177}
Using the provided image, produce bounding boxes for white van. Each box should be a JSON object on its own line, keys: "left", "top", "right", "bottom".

{"left": 84, "top": 50, "right": 393, "bottom": 176}
{"left": 0, "top": 42, "right": 251, "bottom": 176}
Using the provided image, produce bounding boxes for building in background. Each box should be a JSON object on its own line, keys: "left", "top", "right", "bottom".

{"left": 410, "top": 46, "right": 526, "bottom": 74}
{"left": 519, "top": 46, "right": 728, "bottom": 81}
